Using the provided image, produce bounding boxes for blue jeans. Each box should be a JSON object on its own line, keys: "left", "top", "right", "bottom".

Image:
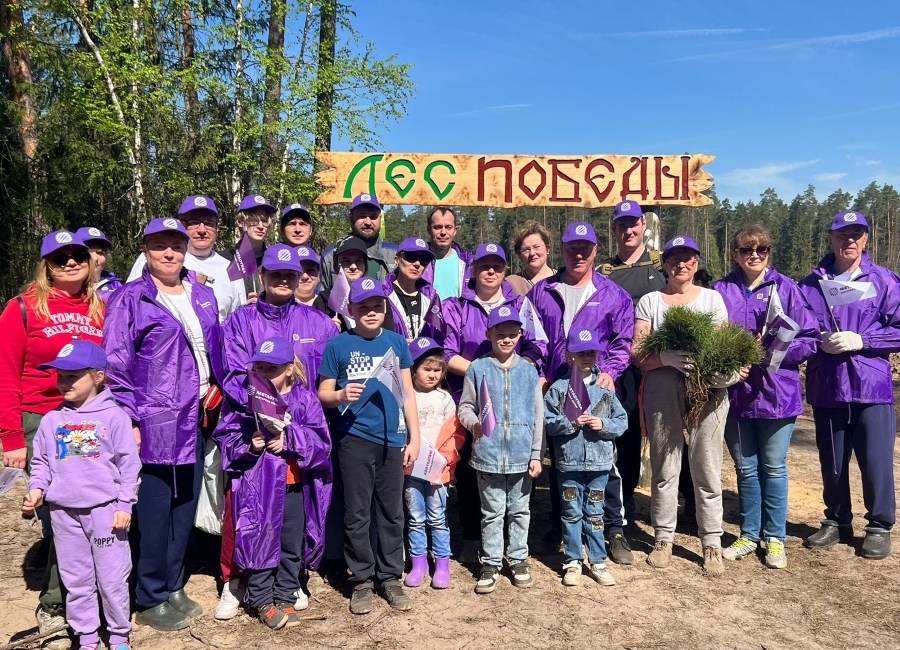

{"left": 558, "top": 470, "right": 609, "bottom": 565}
{"left": 724, "top": 416, "right": 795, "bottom": 542}
{"left": 404, "top": 477, "right": 451, "bottom": 558}
{"left": 477, "top": 471, "right": 532, "bottom": 567}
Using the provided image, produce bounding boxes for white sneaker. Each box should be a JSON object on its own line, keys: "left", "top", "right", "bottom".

{"left": 293, "top": 588, "right": 309, "bottom": 610}
{"left": 214, "top": 579, "right": 242, "bottom": 620}
{"left": 561, "top": 560, "right": 582, "bottom": 586}
{"left": 588, "top": 563, "right": 616, "bottom": 586}
{"left": 35, "top": 606, "right": 70, "bottom": 650}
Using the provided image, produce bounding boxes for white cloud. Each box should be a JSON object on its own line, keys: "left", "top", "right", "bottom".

{"left": 715, "top": 160, "right": 820, "bottom": 202}
{"left": 813, "top": 173, "right": 848, "bottom": 183}
{"left": 860, "top": 160, "right": 883, "bottom": 166}
{"left": 442, "top": 103, "right": 532, "bottom": 118}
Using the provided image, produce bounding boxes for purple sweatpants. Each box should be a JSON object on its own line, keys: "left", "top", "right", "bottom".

{"left": 50, "top": 502, "right": 132, "bottom": 647}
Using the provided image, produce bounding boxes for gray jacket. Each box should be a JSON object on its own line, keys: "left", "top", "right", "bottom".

{"left": 320, "top": 237, "right": 398, "bottom": 290}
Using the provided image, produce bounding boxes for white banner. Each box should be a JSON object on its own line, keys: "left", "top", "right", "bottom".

{"left": 409, "top": 437, "right": 447, "bottom": 484}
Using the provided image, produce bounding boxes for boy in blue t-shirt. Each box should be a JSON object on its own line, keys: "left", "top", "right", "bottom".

{"left": 318, "top": 277, "right": 421, "bottom": 615}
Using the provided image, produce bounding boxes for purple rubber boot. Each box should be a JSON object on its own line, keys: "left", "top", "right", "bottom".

{"left": 405, "top": 555, "right": 428, "bottom": 587}
{"left": 431, "top": 557, "right": 451, "bottom": 589}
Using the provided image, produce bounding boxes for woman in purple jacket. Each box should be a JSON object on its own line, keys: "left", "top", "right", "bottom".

{"left": 103, "top": 218, "right": 225, "bottom": 632}
{"left": 385, "top": 237, "right": 442, "bottom": 342}
{"left": 712, "top": 225, "right": 819, "bottom": 569}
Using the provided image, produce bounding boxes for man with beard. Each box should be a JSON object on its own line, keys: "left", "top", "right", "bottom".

{"left": 320, "top": 194, "right": 398, "bottom": 290}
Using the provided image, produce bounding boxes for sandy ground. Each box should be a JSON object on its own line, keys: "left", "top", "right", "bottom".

{"left": 2, "top": 412, "right": 900, "bottom": 650}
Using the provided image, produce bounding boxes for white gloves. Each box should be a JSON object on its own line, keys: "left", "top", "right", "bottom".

{"left": 660, "top": 350, "right": 694, "bottom": 375}
{"left": 821, "top": 331, "right": 864, "bottom": 354}
{"left": 707, "top": 370, "right": 741, "bottom": 389}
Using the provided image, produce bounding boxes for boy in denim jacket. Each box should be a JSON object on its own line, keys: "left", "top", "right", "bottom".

{"left": 544, "top": 328, "right": 627, "bottom": 587}
{"left": 458, "top": 305, "right": 544, "bottom": 594}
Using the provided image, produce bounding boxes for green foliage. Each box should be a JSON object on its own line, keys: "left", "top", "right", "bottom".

{"left": 703, "top": 323, "right": 763, "bottom": 376}
{"left": 639, "top": 306, "right": 716, "bottom": 358}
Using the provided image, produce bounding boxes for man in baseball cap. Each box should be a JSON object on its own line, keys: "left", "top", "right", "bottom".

{"left": 280, "top": 204, "right": 313, "bottom": 248}
{"left": 221, "top": 194, "right": 277, "bottom": 302}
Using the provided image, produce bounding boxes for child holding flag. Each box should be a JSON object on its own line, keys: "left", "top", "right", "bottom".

{"left": 214, "top": 336, "right": 332, "bottom": 629}
{"left": 457, "top": 305, "right": 545, "bottom": 594}
{"left": 544, "top": 328, "right": 627, "bottom": 587}
{"left": 317, "top": 278, "right": 421, "bottom": 614}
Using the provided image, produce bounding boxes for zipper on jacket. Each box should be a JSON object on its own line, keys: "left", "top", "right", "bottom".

{"left": 502, "top": 366, "right": 509, "bottom": 473}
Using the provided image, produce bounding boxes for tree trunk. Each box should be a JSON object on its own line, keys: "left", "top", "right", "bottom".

{"left": 261, "top": 0, "right": 286, "bottom": 187}
{"left": 314, "top": 0, "right": 336, "bottom": 153}
{"left": 230, "top": 0, "right": 244, "bottom": 207}
{"left": 180, "top": 1, "right": 199, "bottom": 167}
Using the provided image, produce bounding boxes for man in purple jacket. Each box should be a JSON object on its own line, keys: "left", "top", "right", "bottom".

{"left": 422, "top": 207, "right": 473, "bottom": 300}
{"left": 527, "top": 222, "right": 634, "bottom": 556}
{"left": 799, "top": 211, "right": 900, "bottom": 559}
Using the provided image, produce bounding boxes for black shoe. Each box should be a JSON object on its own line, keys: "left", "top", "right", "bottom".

{"left": 539, "top": 528, "right": 563, "bottom": 555}
{"left": 861, "top": 527, "right": 892, "bottom": 559}
{"left": 168, "top": 588, "right": 203, "bottom": 617}
{"left": 804, "top": 520, "right": 853, "bottom": 549}
{"left": 349, "top": 582, "right": 374, "bottom": 615}
{"left": 475, "top": 565, "right": 500, "bottom": 594}
{"left": 135, "top": 602, "right": 191, "bottom": 631}
{"left": 380, "top": 579, "right": 412, "bottom": 611}
{"left": 607, "top": 533, "right": 635, "bottom": 565}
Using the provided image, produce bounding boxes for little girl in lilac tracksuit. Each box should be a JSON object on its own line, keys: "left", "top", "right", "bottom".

{"left": 24, "top": 341, "right": 140, "bottom": 650}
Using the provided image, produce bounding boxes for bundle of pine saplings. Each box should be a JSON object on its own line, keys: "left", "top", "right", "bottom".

{"left": 638, "top": 305, "right": 762, "bottom": 427}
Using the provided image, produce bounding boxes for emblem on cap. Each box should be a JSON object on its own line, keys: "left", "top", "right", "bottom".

{"left": 498, "top": 306, "right": 511, "bottom": 317}
{"left": 361, "top": 194, "right": 372, "bottom": 202}
{"left": 58, "top": 343, "right": 74, "bottom": 358}
{"left": 621, "top": 202, "right": 631, "bottom": 211}
{"left": 415, "top": 238, "right": 426, "bottom": 248}
{"left": 254, "top": 195, "right": 265, "bottom": 204}
{"left": 194, "top": 196, "right": 208, "bottom": 207}
{"left": 844, "top": 212, "right": 857, "bottom": 222}
{"left": 55, "top": 232, "right": 73, "bottom": 244}
{"left": 362, "top": 278, "right": 375, "bottom": 290}
{"left": 277, "top": 248, "right": 292, "bottom": 261}
{"left": 575, "top": 225, "right": 588, "bottom": 236}
{"left": 486, "top": 243, "right": 498, "bottom": 253}
{"left": 297, "top": 247, "right": 310, "bottom": 256}
{"left": 673, "top": 237, "right": 685, "bottom": 246}
{"left": 417, "top": 338, "right": 429, "bottom": 348}
{"left": 578, "top": 330, "right": 592, "bottom": 341}
{"left": 260, "top": 341, "right": 275, "bottom": 354}
{"left": 163, "top": 218, "right": 179, "bottom": 229}
{"left": 88, "top": 228, "right": 102, "bottom": 237}
{"left": 291, "top": 203, "right": 302, "bottom": 210}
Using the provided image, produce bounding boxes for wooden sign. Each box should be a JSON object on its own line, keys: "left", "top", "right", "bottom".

{"left": 314, "top": 152, "right": 714, "bottom": 208}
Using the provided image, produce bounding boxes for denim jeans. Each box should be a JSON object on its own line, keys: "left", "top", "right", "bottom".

{"left": 404, "top": 477, "right": 451, "bottom": 558}
{"left": 558, "top": 470, "right": 609, "bottom": 565}
{"left": 477, "top": 471, "right": 532, "bottom": 567}
{"left": 724, "top": 416, "right": 795, "bottom": 542}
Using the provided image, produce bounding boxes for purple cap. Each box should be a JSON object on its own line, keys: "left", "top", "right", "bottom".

{"left": 398, "top": 237, "right": 435, "bottom": 261}
{"left": 487, "top": 303, "right": 522, "bottom": 329}
{"left": 349, "top": 277, "right": 386, "bottom": 304}
{"left": 143, "top": 217, "right": 189, "bottom": 240}
{"left": 662, "top": 235, "right": 702, "bottom": 259}
{"left": 238, "top": 194, "right": 276, "bottom": 214}
{"left": 613, "top": 201, "right": 643, "bottom": 221}
{"left": 178, "top": 195, "right": 219, "bottom": 217}
{"left": 37, "top": 340, "right": 107, "bottom": 371}
{"left": 261, "top": 243, "right": 301, "bottom": 272}
{"left": 75, "top": 227, "right": 112, "bottom": 249}
{"left": 830, "top": 211, "right": 869, "bottom": 231}
{"left": 473, "top": 242, "right": 507, "bottom": 264}
{"left": 567, "top": 327, "right": 603, "bottom": 353}
{"left": 350, "top": 193, "right": 382, "bottom": 211}
{"left": 561, "top": 222, "right": 597, "bottom": 244}
{"left": 409, "top": 336, "right": 444, "bottom": 363}
{"left": 41, "top": 231, "right": 87, "bottom": 258}
{"left": 250, "top": 336, "right": 294, "bottom": 365}
{"left": 281, "top": 203, "right": 311, "bottom": 223}
{"left": 295, "top": 245, "right": 321, "bottom": 267}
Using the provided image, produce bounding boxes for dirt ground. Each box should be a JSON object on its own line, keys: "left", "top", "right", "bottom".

{"left": 2, "top": 412, "right": 900, "bottom": 650}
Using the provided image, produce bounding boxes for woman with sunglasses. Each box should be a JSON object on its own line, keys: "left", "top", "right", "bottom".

{"left": 712, "top": 225, "right": 818, "bottom": 569}
{"left": 0, "top": 230, "right": 105, "bottom": 649}
{"left": 385, "top": 238, "right": 443, "bottom": 342}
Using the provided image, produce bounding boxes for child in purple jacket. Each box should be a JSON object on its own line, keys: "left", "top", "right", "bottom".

{"left": 23, "top": 341, "right": 141, "bottom": 650}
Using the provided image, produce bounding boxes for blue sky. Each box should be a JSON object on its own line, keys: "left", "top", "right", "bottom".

{"left": 337, "top": 0, "right": 900, "bottom": 205}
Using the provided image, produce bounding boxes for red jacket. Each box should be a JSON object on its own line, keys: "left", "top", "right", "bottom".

{"left": 0, "top": 290, "right": 104, "bottom": 451}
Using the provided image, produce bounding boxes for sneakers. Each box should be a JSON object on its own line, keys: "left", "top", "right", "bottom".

{"left": 214, "top": 579, "right": 242, "bottom": 620}
{"left": 458, "top": 539, "right": 481, "bottom": 564}
{"left": 861, "top": 526, "right": 892, "bottom": 560}
{"left": 723, "top": 536, "right": 757, "bottom": 561}
{"left": 588, "top": 563, "right": 616, "bottom": 586}
{"left": 764, "top": 538, "right": 787, "bottom": 569}
{"left": 607, "top": 534, "right": 634, "bottom": 565}
{"left": 380, "top": 580, "right": 412, "bottom": 611}
{"left": 702, "top": 546, "right": 725, "bottom": 577}
{"left": 276, "top": 603, "right": 302, "bottom": 628}
{"left": 349, "top": 583, "right": 374, "bottom": 615}
{"left": 561, "top": 560, "right": 582, "bottom": 586}
{"left": 475, "top": 565, "right": 500, "bottom": 594}
{"left": 293, "top": 588, "right": 310, "bottom": 610}
{"left": 510, "top": 561, "right": 533, "bottom": 588}
{"left": 35, "top": 606, "right": 70, "bottom": 650}
{"left": 647, "top": 540, "right": 672, "bottom": 568}
{"left": 259, "top": 604, "right": 287, "bottom": 630}
{"left": 804, "top": 519, "right": 853, "bottom": 549}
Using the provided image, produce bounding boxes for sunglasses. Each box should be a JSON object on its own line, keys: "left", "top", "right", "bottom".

{"left": 243, "top": 216, "right": 271, "bottom": 226}
{"left": 736, "top": 246, "right": 770, "bottom": 258}
{"left": 48, "top": 250, "right": 90, "bottom": 266}
{"left": 401, "top": 252, "right": 432, "bottom": 264}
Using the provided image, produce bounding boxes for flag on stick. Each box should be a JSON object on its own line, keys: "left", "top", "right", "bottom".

{"left": 327, "top": 269, "right": 353, "bottom": 318}
{"left": 227, "top": 232, "right": 258, "bottom": 281}
{"left": 519, "top": 296, "right": 549, "bottom": 342}
{"left": 479, "top": 375, "right": 496, "bottom": 438}
{"left": 563, "top": 373, "right": 591, "bottom": 422}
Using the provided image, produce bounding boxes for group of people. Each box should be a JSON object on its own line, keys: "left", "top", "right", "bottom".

{"left": 1, "top": 191, "right": 897, "bottom": 649}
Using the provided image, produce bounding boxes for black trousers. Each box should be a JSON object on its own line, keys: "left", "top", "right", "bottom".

{"left": 455, "top": 433, "right": 483, "bottom": 541}
{"left": 247, "top": 486, "right": 305, "bottom": 609}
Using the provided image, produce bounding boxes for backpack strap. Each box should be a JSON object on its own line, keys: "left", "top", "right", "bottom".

{"left": 15, "top": 296, "right": 27, "bottom": 330}
{"left": 597, "top": 249, "right": 664, "bottom": 276}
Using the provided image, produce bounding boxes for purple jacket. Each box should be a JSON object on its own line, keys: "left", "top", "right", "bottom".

{"left": 96, "top": 270, "right": 123, "bottom": 302}
{"left": 103, "top": 269, "right": 224, "bottom": 465}
{"left": 443, "top": 279, "right": 544, "bottom": 401}
{"left": 29, "top": 389, "right": 141, "bottom": 513}
{"left": 422, "top": 242, "right": 474, "bottom": 289}
{"left": 214, "top": 383, "right": 332, "bottom": 571}
{"left": 712, "top": 268, "right": 819, "bottom": 418}
{"left": 221, "top": 297, "right": 338, "bottom": 406}
{"left": 384, "top": 273, "right": 444, "bottom": 342}
{"left": 799, "top": 252, "right": 900, "bottom": 407}
{"left": 527, "top": 269, "right": 634, "bottom": 385}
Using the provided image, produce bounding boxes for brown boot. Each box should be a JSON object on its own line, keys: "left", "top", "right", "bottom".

{"left": 647, "top": 540, "right": 672, "bottom": 568}
{"left": 702, "top": 546, "right": 725, "bottom": 577}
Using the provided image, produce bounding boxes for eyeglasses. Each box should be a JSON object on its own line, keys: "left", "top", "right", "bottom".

{"left": 182, "top": 218, "right": 219, "bottom": 230}
{"left": 243, "top": 216, "right": 271, "bottom": 226}
{"left": 665, "top": 254, "right": 698, "bottom": 265}
{"left": 736, "top": 246, "right": 770, "bottom": 258}
{"left": 48, "top": 250, "right": 90, "bottom": 266}
{"left": 401, "top": 252, "right": 431, "bottom": 264}
{"left": 519, "top": 245, "right": 545, "bottom": 256}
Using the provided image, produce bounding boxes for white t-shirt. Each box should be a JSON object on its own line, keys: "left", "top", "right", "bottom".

{"left": 156, "top": 286, "right": 211, "bottom": 398}
{"left": 128, "top": 251, "right": 246, "bottom": 323}
{"left": 414, "top": 388, "right": 456, "bottom": 448}
{"left": 635, "top": 288, "right": 728, "bottom": 332}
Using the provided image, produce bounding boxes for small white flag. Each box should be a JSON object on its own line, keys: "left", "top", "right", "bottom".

{"left": 371, "top": 348, "right": 407, "bottom": 405}
{"left": 819, "top": 278, "right": 877, "bottom": 308}
{"left": 519, "top": 296, "right": 549, "bottom": 342}
{"left": 409, "top": 437, "right": 447, "bottom": 484}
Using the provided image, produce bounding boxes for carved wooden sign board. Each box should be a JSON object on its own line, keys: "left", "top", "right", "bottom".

{"left": 314, "top": 152, "right": 715, "bottom": 208}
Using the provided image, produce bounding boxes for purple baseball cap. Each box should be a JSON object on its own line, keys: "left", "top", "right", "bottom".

{"left": 281, "top": 203, "right": 311, "bottom": 224}
{"left": 561, "top": 222, "right": 597, "bottom": 244}
{"left": 143, "top": 217, "right": 189, "bottom": 241}
{"left": 38, "top": 340, "right": 107, "bottom": 371}
{"left": 41, "top": 231, "right": 87, "bottom": 258}
{"left": 398, "top": 237, "right": 435, "bottom": 261}
{"left": 830, "top": 211, "right": 869, "bottom": 231}
{"left": 178, "top": 195, "right": 219, "bottom": 217}
{"left": 295, "top": 245, "right": 321, "bottom": 267}
{"left": 613, "top": 201, "right": 643, "bottom": 221}
{"left": 250, "top": 336, "right": 294, "bottom": 365}
{"left": 409, "top": 336, "right": 444, "bottom": 363}
{"left": 75, "top": 227, "right": 112, "bottom": 249}
{"left": 567, "top": 327, "right": 603, "bottom": 353}
{"left": 349, "top": 277, "right": 386, "bottom": 303}
{"left": 662, "top": 235, "right": 702, "bottom": 259}
{"left": 350, "top": 193, "right": 382, "bottom": 211}
{"left": 487, "top": 303, "right": 522, "bottom": 329}
{"left": 261, "top": 243, "right": 301, "bottom": 272}
{"left": 473, "top": 242, "right": 507, "bottom": 264}
{"left": 238, "top": 194, "right": 276, "bottom": 214}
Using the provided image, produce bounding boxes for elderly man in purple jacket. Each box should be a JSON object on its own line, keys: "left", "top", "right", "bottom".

{"left": 422, "top": 207, "right": 474, "bottom": 300}
{"left": 103, "top": 218, "right": 225, "bottom": 632}
{"left": 527, "top": 222, "right": 634, "bottom": 556}
{"left": 799, "top": 211, "right": 900, "bottom": 560}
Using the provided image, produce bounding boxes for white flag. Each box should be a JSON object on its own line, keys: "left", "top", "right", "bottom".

{"left": 371, "top": 348, "right": 407, "bottom": 405}
{"left": 819, "top": 278, "right": 877, "bottom": 308}
{"left": 761, "top": 285, "right": 784, "bottom": 337}
{"left": 519, "top": 296, "right": 549, "bottom": 342}
{"left": 409, "top": 436, "right": 447, "bottom": 484}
